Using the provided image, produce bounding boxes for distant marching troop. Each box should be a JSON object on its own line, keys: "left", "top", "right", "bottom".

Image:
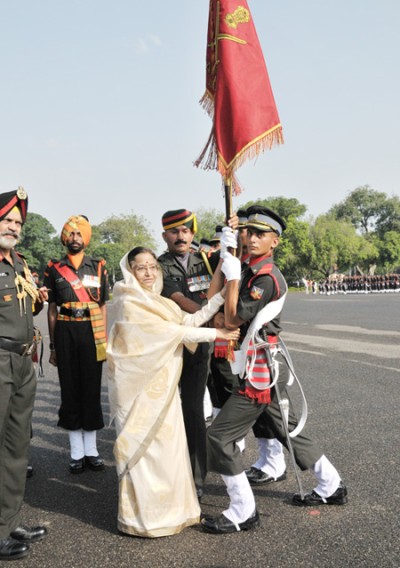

{"left": 309, "top": 274, "right": 400, "bottom": 295}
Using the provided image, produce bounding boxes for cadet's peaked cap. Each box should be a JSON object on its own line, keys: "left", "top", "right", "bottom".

{"left": 246, "top": 206, "right": 286, "bottom": 235}
{"left": 61, "top": 215, "right": 92, "bottom": 247}
{"left": 237, "top": 209, "right": 248, "bottom": 228}
{"left": 0, "top": 187, "right": 28, "bottom": 223}
{"left": 210, "top": 225, "right": 223, "bottom": 243}
{"left": 162, "top": 209, "right": 198, "bottom": 234}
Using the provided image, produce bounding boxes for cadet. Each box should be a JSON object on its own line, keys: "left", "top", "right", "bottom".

{"left": 202, "top": 206, "right": 347, "bottom": 534}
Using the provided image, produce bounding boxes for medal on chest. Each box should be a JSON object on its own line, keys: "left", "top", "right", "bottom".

{"left": 186, "top": 274, "right": 212, "bottom": 292}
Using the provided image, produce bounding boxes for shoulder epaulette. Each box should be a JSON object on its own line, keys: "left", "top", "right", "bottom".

{"left": 91, "top": 257, "right": 106, "bottom": 267}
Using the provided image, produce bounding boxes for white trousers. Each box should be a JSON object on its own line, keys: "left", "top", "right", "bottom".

{"left": 221, "top": 472, "right": 256, "bottom": 530}
{"left": 312, "top": 454, "right": 341, "bottom": 498}
{"left": 68, "top": 429, "right": 98, "bottom": 459}
{"left": 252, "top": 437, "right": 286, "bottom": 478}
{"left": 252, "top": 438, "right": 342, "bottom": 498}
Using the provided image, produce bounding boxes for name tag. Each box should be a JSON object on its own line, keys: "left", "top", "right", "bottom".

{"left": 187, "top": 275, "right": 211, "bottom": 292}
{"left": 82, "top": 275, "right": 100, "bottom": 288}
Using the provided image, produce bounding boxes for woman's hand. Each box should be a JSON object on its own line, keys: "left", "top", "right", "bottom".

{"left": 216, "top": 327, "right": 240, "bottom": 341}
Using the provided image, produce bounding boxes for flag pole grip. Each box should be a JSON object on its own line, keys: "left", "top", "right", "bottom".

{"left": 224, "top": 178, "right": 237, "bottom": 257}
{"left": 224, "top": 179, "right": 233, "bottom": 219}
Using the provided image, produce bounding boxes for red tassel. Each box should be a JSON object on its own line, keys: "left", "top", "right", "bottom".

{"left": 239, "top": 386, "right": 271, "bottom": 405}
{"left": 214, "top": 339, "right": 229, "bottom": 359}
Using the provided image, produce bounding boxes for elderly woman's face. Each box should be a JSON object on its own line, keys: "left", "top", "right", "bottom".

{"left": 131, "top": 252, "right": 159, "bottom": 289}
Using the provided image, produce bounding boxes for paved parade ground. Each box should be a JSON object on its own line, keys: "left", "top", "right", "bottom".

{"left": 21, "top": 293, "right": 399, "bottom": 568}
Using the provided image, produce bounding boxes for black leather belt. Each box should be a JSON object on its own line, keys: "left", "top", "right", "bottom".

{"left": 60, "top": 307, "right": 90, "bottom": 318}
{"left": 0, "top": 337, "right": 35, "bottom": 356}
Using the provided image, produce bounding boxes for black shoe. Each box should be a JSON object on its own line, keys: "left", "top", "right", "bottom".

{"left": 0, "top": 537, "right": 29, "bottom": 560}
{"left": 245, "top": 467, "right": 287, "bottom": 485}
{"left": 85, "top": 455, "right": 104, "bottom": 471}
{"left": 10, "top": 525, "right": 47, "bottom": 543}
{"left": 69, "top": 458, "right": 85, "bottom": 474}
{"left": 292, "top": 482, "right": 348, "bottom": 507}
{"left": 201, "top": 510, "right": 259, "bottom": 534}
{"left": 26, "top": 464, "right": 34, "bottom": 479}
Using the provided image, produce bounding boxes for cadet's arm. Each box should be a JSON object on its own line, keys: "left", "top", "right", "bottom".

{"left": 224, "top": 280, "right": 245, "bottom": 329}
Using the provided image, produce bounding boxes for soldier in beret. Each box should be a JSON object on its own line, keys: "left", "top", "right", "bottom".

{"left": 44, "top": 215, "right": 109, "bottom": 474}
{"left": 0, "top": 188, "right": 48, "bottom": 560}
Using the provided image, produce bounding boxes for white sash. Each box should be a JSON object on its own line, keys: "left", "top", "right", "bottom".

{"left": 230, "top": 292, "right": 287, "bottom": 378}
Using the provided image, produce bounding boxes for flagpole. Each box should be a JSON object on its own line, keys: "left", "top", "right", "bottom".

{"left": 224, "top": 177, "right": 233, "bottom": 220}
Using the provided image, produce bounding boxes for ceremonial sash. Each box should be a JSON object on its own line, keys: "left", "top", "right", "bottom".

{"left": 230, "top": 290, "right": 287, "bottom": 404}
{"left": 239, "top": 336, "right": 279, "bottom": 404}
{"left": 51, "top": 262, "right": 107, "bottom": 362}
{"left": 213, "top": 261, "right": 277, "bottom": 361}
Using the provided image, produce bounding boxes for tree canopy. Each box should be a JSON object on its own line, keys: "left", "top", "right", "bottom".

{"left": 18, "top": 213, "right": 62, "bottom": 278}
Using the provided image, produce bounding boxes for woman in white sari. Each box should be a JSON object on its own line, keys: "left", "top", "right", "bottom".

{"left": 107, "top": 247, "right": 239, "bottom": 538}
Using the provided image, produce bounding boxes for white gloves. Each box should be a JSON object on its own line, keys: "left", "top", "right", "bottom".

{"left": 220, "top": 227, "right": 238, "bottom": 257}
{"left": 221, "top": 252, "right": 241, "bottom": 281}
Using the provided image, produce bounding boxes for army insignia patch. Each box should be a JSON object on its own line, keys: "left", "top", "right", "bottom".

{"left": 250, "top": 285, "right": 263, "bottom": 300}
{"left": 16, "top": 186, "right": 27, "bottom": 200}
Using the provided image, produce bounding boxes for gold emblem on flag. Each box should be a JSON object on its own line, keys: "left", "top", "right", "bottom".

{"left": 225, "top": 6, "right": 250, "bottom": 30}
{"left": 16, "top": 186, "right": 27, "bottom": 200}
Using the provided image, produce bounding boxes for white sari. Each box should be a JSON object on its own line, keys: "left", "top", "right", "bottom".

{"left": 107, "top": 252, "right": 223, "bottom": 537}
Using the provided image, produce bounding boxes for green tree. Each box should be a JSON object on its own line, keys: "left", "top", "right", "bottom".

{"left": 377, "top": 231, "right": 400, "bottom": 272}
{"left": 309, "top": 215, "right": 378, "bottom": 277}
{"left": 89, "top": 212, "right": 157, "bottom": 283}
{"left": 274, "top": 218, "right": 314, "bottom": 282}
{"left": 329, "top": 185, "right": 388, "bottom": 233}
{"left": 375, "top": 195, "right": 400, "bottom": 237}
{"left": 95, "top": 212, "right": 156, "bottom": 250}
{"left": 239, "top": 196, "right": 307, "bottom": 220}
{"left": 88, "top": 242, "right": 127, "bottom": 284}
{"left": 18, "top": 212, "right": 62, "bottom": 279}
{"left": 193, "top": 207, "right": 225, "bottom": 242}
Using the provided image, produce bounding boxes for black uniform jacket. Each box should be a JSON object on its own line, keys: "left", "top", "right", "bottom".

{"left": 158, "top": 250, "right": 219, "bottom": 305}
{"left": 44, "top": 255, "right": 109, "bottom": 306}
{"left": 237, "top": 255, "right": 287, "bottom": 339}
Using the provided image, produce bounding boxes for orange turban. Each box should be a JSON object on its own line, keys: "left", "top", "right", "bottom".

{"left": 61, "top": 215, "right": 92, "bottom": 247}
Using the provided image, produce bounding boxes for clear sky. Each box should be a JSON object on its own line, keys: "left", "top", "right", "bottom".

{"left": 1, "top": 1, "right": 399, "bottom": 253}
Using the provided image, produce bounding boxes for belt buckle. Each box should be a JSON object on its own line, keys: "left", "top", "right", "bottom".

{"left": 21, "top": 343, "right": 33, "bottom": 356}
{"left": 74, "top": 308, "right": 85, "bottom": 318}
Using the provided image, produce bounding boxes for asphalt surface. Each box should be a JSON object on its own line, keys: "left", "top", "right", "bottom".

{"left": 19, "top": 293, "right": 400, "bottom": 568}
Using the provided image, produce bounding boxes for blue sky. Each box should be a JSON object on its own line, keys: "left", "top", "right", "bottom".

{"left": 1, "top": 1, "right": 399, "bottom": 252}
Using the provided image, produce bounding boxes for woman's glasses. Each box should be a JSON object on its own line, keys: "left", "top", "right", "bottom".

{"left": 132, "top": 264, "right": 160, "bottom": 274}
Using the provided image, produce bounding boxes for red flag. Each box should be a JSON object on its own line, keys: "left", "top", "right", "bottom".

{"left": 195, "top": 1, "right": 283, "bottom": 194}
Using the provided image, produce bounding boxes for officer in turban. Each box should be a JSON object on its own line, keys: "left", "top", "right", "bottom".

{"left": 44, "top": 215, "right": 109, "bottom": 474}
{"left": 0, "top": 187, "right": 48, "bottom": 560}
